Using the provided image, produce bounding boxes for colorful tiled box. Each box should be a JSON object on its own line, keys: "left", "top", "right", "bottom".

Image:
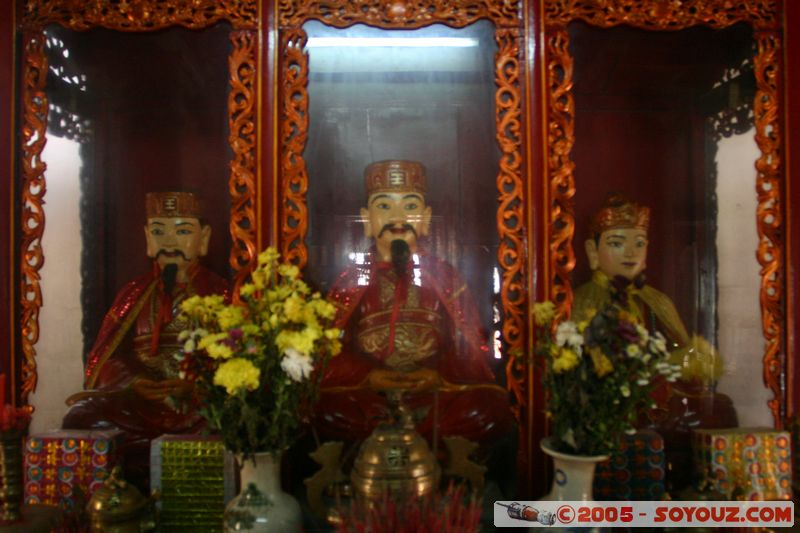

{"left": 23, "top": 429, "right": 122, "bottom": 510}
{"left": 151, "top": 434, "right": 235, "bottom": 532}
{"left": 692, "top": 427, "right": 792, "bottom": 500}
{"left": 593, "top": 429, "right": 666, "bottom": 500}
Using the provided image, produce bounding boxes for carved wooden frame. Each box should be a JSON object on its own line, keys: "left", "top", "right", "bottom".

{"left": 543, "top": 0, "right": 785, "bottom": 424}
{"left": 17, "top": 1, "right": 259, "bottom": 405}
{"left": 276, "top": 0, "right": 529, "bottom": 442}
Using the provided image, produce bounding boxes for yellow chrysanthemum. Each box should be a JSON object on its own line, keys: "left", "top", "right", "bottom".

{"left": 206, "top": 343, "right": 234, "bottom": 360}
{"left": 283, "top": 294, "right": 306, "bottom": 323}
{"left": 548, "top": 344, "right": 560, "bottom": 358}
{"left": 278, "top": 264, "right": 300, "bottom": 280}
{"left": 239, "top": 283, "right": 256, "bottom": 298}
{"left": 532, "top": 301, "right": 556, "bottom": 327}
{"left": 588, "top": 346, "right": 614, "bottom": 377}
{"left": 257, "top": 247, "right": 280, "bottom": 266}
{"left": 198, "top": 332, "right": 229, "bottom": 350}
{"left": 309, "top": 298, "right": 337, "bottom": 320}
{"left": 241, "top": 324, "right": 261, "bottom": 336}
{"left": 552, "top": 347, "right": 579, "bottom": 374}
{"left": 180, "top": 295, "right": 205, "bottom": 317}
{"left": 329, "top": 338, "right": 342, "bottom": 356}
{"left": 261, "top": 313, "right": 279, "bottom": 331}
{"left": 217, "top": 305, "right": 246, "bottom": 330}
{"left": 213, "top": 358, "right": 260, "bottom": 394}
{"left": 251, "top": 270, "right": 267, "bottom": 290}
{"left": 272, "top": 285, "right": 293, "bottom": 302}
{"left": 276, "top": 328, "right": 320, "bottom": 356}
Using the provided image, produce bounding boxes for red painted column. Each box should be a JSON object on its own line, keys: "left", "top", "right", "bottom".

{"left": 259, "top": 0, "right": 277, "bottom": 251}
{"left": 785, "top": 1, "right": 800, "bottom": 420}
{"left": 0, "top": 0, "right": 14, "bottom": 405}
{"left": 526, "top": 0, "right": 548, "bottom": 499}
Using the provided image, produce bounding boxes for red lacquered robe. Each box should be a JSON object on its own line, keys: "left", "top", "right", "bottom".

{"left": 316, "top": 249, "right": 512, "bottom": 443}
{"left": 63, "top": 262, "right": 229, "bottom": 489}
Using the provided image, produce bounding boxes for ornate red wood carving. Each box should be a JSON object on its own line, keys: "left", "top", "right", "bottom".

{"left": 545, "top": 0, "right": 778, "bottom": 30}
{"left": 279, "top": 27, "right": 310, "bottom": 268}
{"left": 543, "top": 27, "right": 576, "bottom": 321}
{"left": 18, "top": 0, "right": 258, "bottom": 406}
{"left": 228, "top": 30, "right": 259, "bottom": 292}
{"left": 19, "top": 34, "right": 49, "bottom": 402}
{"left": 543, "top": 0, "right": 784, "bottom": 425}
{"left": 753, "top": 31, "right": 783, "bottom": 424}
{"left": 21, "top": 0, "right": 257, "bottom": 31}
{"left": 279, "top": 0, "right": 520, "bottom": 28}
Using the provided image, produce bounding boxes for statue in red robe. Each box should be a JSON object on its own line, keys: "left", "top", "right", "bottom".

{"left": 315, "top": 160, "right": 512, "bottom": 444}
{"left": 62, "top": 191, "right": 228, "bottom": 489}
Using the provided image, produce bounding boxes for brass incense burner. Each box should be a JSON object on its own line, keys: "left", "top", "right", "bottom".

{"left": 351, "top": 391, "right": 440, "bottom": 500}
{"left": 87, "top": 466, "right": 157, "bottom": 532}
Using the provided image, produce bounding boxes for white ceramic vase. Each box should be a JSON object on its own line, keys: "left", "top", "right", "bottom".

{"left": 223, "top": 451, "right": 302, "bottom": 532}
{"left": 539, "top": 438, "right": 609, "bottom": 501}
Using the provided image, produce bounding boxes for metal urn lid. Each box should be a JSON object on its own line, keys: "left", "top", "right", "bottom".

{"left": 351, "top": 392, "right": 440, "bottom": 500}
{"left": 87, "top": 466, "right": 156, "bottom": 532}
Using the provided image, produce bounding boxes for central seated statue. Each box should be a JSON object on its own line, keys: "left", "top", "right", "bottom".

{"left": 315, "top": 160, "right": 513, "bottom": 444}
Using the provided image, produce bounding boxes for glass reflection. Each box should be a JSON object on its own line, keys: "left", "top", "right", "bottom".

{"left": 32, "top": 24, "right": 233, "bottom": 431}
{"left": 568, "top": 20, "right": 765, "bottom": 475}
{"left": 302, "top": 21, "right": 516, "bottom": 471}
{"left": 303, "top": 20, "right": 501, "bottom": 368}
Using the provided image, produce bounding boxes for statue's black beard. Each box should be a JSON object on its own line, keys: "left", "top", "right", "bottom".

{"left": 161, "top": 263, "right": 178, "bottom": 294}
{"left": 390, "top": 239, "right": 411, "bottom": 276}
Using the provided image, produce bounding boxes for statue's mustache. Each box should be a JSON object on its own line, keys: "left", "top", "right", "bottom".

{"left": 378, "top": 223, "right": 417, "bottom": 239}
{"left": 156, "top": 249, "right": 189, "bottom": 260}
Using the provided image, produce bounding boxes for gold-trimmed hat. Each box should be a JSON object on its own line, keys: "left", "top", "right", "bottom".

{"left": 364, "top": 160, "right": 426, "bottom": 196}
{"left": 589, "top": 194, "right": 650, "bottom": 236}
{"left": 145, "top": 191, "right": 203, "bottom": 218}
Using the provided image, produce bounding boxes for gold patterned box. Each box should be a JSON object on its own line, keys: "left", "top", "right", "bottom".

{"left": 23, "top": 429, "right": 122, "bottom": 510}
{"left": 692, "top": 427, "right": 792, "bottom": 500}
{"left": 150, "top": 434, "right": 235, "bottom": 532}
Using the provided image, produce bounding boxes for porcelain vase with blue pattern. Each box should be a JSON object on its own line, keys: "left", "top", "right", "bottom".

{"left": 223, "top": 451, "right": 302, "bottom": 532}
{"left": 540, "top": 438, "right": 609, "bottom": 501}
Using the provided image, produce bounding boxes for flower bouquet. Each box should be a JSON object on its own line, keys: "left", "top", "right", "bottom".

{"left": 533, "top": 281, "right": 681, "bottom": 456}
{"left": 178, "top": 247, "right": 341, "bottom": 456}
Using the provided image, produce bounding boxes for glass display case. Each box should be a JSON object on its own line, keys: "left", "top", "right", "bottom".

{"left": 544, "top": 0, "right": 786, "bottom": 493}
{"left": 17, "top": 3, "right": 259, "bottom": 432}
{"left": 275, "top": 1, "right": 529, "bottom": 506}
{"left": 6, "top": 0, "right": 795, "bottom": 504}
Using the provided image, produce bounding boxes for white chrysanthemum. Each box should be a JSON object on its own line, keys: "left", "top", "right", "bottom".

{"left": 183, "top": 338, "right": 196, "bottom": 353}
{"left": 555, "top": 321, "right": 584, "bottom": 349}
{"left": 635, "top": 325, "right": 649, "bottom": 345}
{"left": 280, "top": 348, "right": 314, "bottom": 382}
{"left": 649, "top": 332, "right": 667, "bottom": 354}
{"left": 625, "top": 344, "right": 641, "bottom": 358}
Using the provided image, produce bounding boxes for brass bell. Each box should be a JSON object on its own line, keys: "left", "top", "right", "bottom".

{"left": 351, "top": 391, "right": 440, "bottom": 500}
{"left": 87, "top": 466, "right": 157, "bottom": 532}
